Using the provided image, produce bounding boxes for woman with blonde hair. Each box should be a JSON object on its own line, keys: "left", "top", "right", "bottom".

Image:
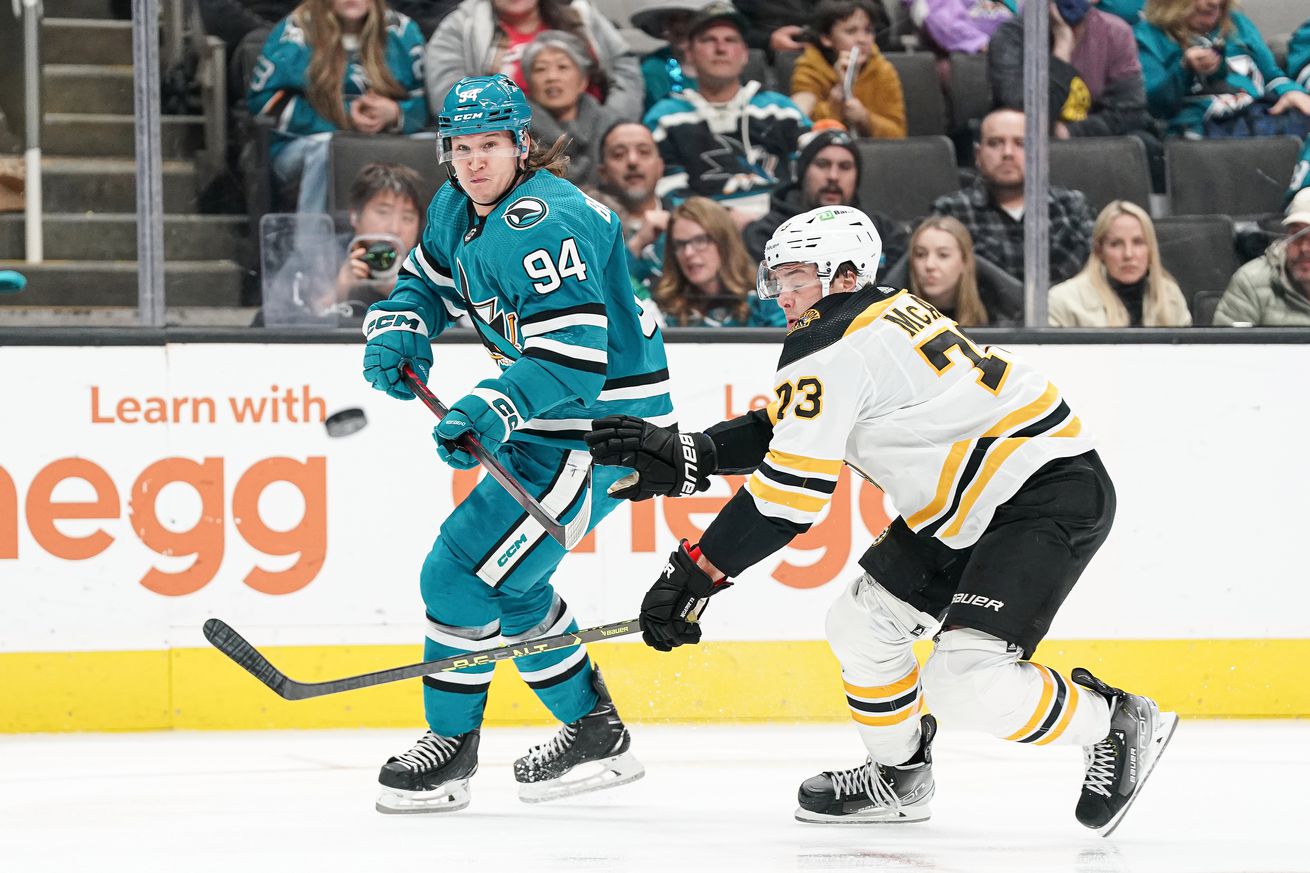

{"left": 653, "top": 197, "right": 786, "bottom": 328}
{"left": 1049, "top": 200, "right": 1191, "bottom": 326}
{"left": 882, "top": 215, "right": 1023, "bottom": 327}
{"left": 249, "top": 0, "right": 428, "bottom": 214}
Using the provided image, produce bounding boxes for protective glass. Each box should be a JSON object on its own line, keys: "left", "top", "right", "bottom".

{"left": 439, "top": 138, "right": 525, "bottom": 164}
{"left": 756, "top": 260, "right": 822, "bottom": 299}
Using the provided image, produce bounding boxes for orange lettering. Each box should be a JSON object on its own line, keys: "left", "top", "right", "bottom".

{"left": 131, "top": 457, "right": 225, "bottom": 596}
{"left": 26, "top": 458, "right": 118, "bottom": 560}
{"left": 0, "top": 466, "right": 16, "bottom": 558}
{"left": 233, "top": 457, "right": 327, "bottom": 595}
{"left": 118, "top": 396, "right": 140, "bottom": 423}
{"left": 90, "top": 386, "right": 114, "bottom": 423}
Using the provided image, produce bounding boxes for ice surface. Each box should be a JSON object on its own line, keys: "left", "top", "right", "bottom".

{"left": 1, "top": 721, "right": 1304, "bottom": 873}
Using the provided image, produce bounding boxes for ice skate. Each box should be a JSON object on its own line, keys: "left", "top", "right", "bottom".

{"left": 795, "top": 714, "right": 936, "bottom": 823}
{"left": 513, "top": 670, "right": 645, "bottom": 802}
{"left": 1071, "top": 667, "right": 1178, "bottom": 836}
{"left": 375, "top": 729, "right": 479, "bottom": 814}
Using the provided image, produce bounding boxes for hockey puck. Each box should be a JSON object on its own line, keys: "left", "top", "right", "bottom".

{"left": 325, "top": 407, "right": 367, "bottom": 438}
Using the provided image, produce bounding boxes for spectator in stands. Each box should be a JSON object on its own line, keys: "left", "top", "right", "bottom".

{"left": 256, "top": 162, "right": 425, "bottom": 326}
{"left": 1292, "top": 18, "right": 1310, "bottom": 90}
{"left": 1048, "top": 200, "right": 1190, "bottom": 326}
{"left": 735, "top": 0, "right": 890, "bottom": 56}
{"left": 593, "top": 122, "right": 669, "bottom": 292}
{"left": 523, "top": 30, "right": 617, "bottom": 189}
{"left": 744, "top": 127, "right": 906, "bottom": 276}
{"left": 905, "top": 0, "right": 1015, "bottom": 55}
{"left": 248, "top": 0, "right": 428, "bottom": 215}
{"left": 931, "top": 107, "right": 1095, "bottom": 284}
{"left": 1213, "top": 189, "right": 1310, "bottom": 326}
{"left": 791, "top": 0, "right": 906, "bottom": 138}
{"left": 426, "top": 0, "right": 642, "bottom": 122}
{"left": 989, "top": 0, "right": 1153, "bottom": 140}
{"left": 1137, "top": 0, "right": 1310, "bottom": 200}
{"left": 881, "top": 216, "right": 1023, "bottom": 326}
{"left": 632, "top": 2, "right": 706, "bottom": 110}
{"left": 646, "top": 2, "right": 810, "bottom": 223}
{"left": 653, "top": 197, "right": 788, "bottom": 326}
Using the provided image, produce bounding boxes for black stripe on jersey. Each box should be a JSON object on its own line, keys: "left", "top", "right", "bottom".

{"left": 520, "top": 302, "right": 607, "bottom": 326}
{"left": 417, "top": 241, "right": 452, "bottom": 280}
{"left": 846, "top": 689, "right": 920, "bottom": 714}
{"left": 423, "top": 675, "right": 491, "bottom": 694}
{"left": 1018, "top": 670, "right": 1069, "bottom": 744}
{"left": 474, "top": 453, "right": 570, "bottom": 569}
{"left": 777, "top": 283, "right": 899, "bottom": 369}
{"left": 523, "top": 654, "right": 591, "bottom": 690}
{"left": 757, "top": 461, "right": 839, "bottom": 494}
{"left": 518, "top": 427, "right": 588, "bottom": 441}
{"left": 523, "top": 346, "right": 607, "bottom": 375}
{"left": 258, "top": 90, "right": 293, "bottom": 119}
{"left": 603, "top": 368, "right": 670, "bottom": 390}
{"left": 920, "top": 401, "right": 1075, "bottom": 537}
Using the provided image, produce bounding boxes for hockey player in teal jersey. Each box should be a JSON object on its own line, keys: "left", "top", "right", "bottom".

{"left": 362, "top": 74, "right": 672, "bottom": 814}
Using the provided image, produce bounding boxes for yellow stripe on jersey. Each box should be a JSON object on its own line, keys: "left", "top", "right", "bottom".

{"left": 842, "top": 290, "right": 907, "bottom": 338}
{"left": 1033, "top": 680, "right": 1080, "bottom": 746}
{"left": 982, "top": 381, "right": 1059, "bottom": 438}
{"left": 747, "top": 475, "right": 832, "bottom": 514}
{"left": 1004, "top": 664, "right": 1056, "bottom": 742}
{"left": 1051, "top": 416, "right": 1082, "bottom": 438}
{"left": 905, "top": 439, "right": 971, "bottom": 528}
{"left": 843, "top": 665, "right": 920, "bottom": 699}
{"left": 763, "top": 449, "right": 844, "bottom": 477}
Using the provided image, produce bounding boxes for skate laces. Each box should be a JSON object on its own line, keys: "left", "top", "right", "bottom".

{"left": 1082, "top": 739, "right": 1117, "bottom": 798}
{"left": 394, "top": 731, "right": 459, "bottom": 772}
{"left": 828, "top": 759, "right": 901, "bottom": 810}
{"left": 526, "top": 723, "right": 578, "bottom": 765}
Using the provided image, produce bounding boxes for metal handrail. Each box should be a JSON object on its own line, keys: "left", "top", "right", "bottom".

{"left": 21, "top": 0, "right": 42, "bottom": 264}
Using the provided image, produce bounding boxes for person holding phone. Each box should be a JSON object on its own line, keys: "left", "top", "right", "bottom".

{"left": 790, "top": 0, "right": 906, "bottom": 138}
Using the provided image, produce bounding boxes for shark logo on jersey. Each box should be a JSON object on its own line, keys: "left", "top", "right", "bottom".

{"left": 457, "top": 259, "right": 521, "bottom": 362}
{"left": 504, "top": 196, "right": 549, "bottom": 230}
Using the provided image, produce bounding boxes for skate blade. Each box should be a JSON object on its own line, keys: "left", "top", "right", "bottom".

{"left": 375, "top": 779, "right": 471, "bottom": 815}
{"left": 517, "top": 750, "right": 645, "bottom": 803}
{"left": 1099, "top": 711, "right": 1179, "bottom": 838}
{"left": 794, "top": 794, "right": 932, "bottom": 825}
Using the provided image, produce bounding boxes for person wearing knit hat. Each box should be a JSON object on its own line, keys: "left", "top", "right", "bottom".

{"left": 743, "top": 126, "right": 906, "bottom": 275}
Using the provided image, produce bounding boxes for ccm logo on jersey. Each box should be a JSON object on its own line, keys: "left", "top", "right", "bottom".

{"left": 497, "top": 533, "right": 530, "bottom": 567}
{"left": 504, "top": 196, "right": 549, "bottom": 230}
{"left": 952, "top": 593, "right": 1004, "bottom": 612}
{"left": 362, "top": 310, "right": 426, "bottom": 337}
{"left": 678, "top": 433, "right": 700, "bottom": 495}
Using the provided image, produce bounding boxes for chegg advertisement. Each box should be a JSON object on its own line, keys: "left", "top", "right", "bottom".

{"left": 1, "top": 341, "right": 1308, "bottom": 657}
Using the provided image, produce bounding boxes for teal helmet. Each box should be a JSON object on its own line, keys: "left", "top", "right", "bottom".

{"left": 437, "top": 74, "right": 533, "bottom": 162}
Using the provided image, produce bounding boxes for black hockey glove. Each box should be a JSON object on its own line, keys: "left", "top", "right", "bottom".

{"left": 639, "top": 540, "right": 733, "bottom": 652}
{"left": 585, "top": 415, "right": 715, "bottom": 501}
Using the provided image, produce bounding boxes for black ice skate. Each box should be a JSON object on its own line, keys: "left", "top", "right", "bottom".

{"left": 513, "top": 670, "right": 644, "bottom": 802}
{"left": 795, "top": 714, "right": 936, "bottom": 824}
{"left": 375, "top": 729, "right": 479, "bottom": 814}
{"left": 1071, "top": 667, "right": 1179, "bottom": 836}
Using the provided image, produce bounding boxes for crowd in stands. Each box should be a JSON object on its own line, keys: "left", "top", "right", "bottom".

{"left": 221, "top": 0, "right": 1310, "bottom": 328}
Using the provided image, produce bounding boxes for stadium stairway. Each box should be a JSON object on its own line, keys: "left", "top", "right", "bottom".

{"left": 0, "top": 0, "right": 250, "bottom": 325}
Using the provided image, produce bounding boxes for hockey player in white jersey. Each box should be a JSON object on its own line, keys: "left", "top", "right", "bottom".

{"left": 586, "top": 206, "right": 1177, "bottom": 835}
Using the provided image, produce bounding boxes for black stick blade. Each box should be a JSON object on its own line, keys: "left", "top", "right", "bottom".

{"left": 203, "top": 618, "right": 292, "bottom": 699}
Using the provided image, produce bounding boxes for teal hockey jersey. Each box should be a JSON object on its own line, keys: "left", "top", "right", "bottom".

{"left": 390, "top": 169, "right": 675, "bottom": 448}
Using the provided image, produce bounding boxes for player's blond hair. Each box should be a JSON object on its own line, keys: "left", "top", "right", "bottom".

{"left": 294, "top": 0, "right": 408, "bottom": 131}
{"left": 1079, "top": 200, "right": 1183, "bottom": 327}
{"left": 654, "top": 198, "right": 757, "bottom": 326}
{"left": 907, "top": 216, "right": 990, "bottom": 327}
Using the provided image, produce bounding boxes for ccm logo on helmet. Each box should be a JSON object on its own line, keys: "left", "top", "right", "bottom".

{"left": 452, "top": 112, "right": 483, "bottom": 122}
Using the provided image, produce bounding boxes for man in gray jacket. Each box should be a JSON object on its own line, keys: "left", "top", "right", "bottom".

{"left": 1214, "top": 189, "right": 1310, "bottom": 327}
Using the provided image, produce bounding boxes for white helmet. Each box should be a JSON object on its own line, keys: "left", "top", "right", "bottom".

{"left": 756, "top": 205, "right": 882, "bottom": 299}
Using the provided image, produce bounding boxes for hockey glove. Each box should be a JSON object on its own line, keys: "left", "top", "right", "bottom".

{"left": 433, "top": 381, "right": 523, "bottom": 470}
{"left": 640, "top": 540, "right": 732, "bottom": 651}
{"left": 362, "top": 299, "right": 432, "bottom": 400}
{"left": 585, "top": 415, "right": 715, "bottom": 501}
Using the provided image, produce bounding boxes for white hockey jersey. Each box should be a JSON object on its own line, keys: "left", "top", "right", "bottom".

{"left": 745, "top": 286, "right": 1095, "bottom": 549}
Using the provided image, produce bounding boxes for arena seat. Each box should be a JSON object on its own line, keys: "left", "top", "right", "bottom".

{"left": 885, "top": 51, "right": 948, "bottom": 136}
{"left": 1166, "top": 137, "right": 1302, "bottom": 218}
{"left": 856, "top": 135, "right": 959, "bottom": 222}
{"left": 947, "top": 52, "right": 992, "bottom": 136}
{"left": 1049, "top": 136, "right": 1152, "bottom": 215}
{"left": 1154, "top": 214, "right": 1238, "bottom": 313}
{"left": 328, "top": 134, "right": 442, "bottom": 214}
{"left": 1190, "top": 288, "right": 1225, "bottom": 326}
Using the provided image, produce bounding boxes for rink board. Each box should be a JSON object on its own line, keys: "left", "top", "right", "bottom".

{"left": 1, "top": 341, "right": 1307, "bottom": 731}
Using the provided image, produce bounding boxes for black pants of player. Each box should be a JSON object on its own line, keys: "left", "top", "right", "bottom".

{"left": 859, "top": 451, "right": 1115, "bottom": 657}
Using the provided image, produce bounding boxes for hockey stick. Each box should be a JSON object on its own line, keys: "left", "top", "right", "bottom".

{"left": 202, "top": 617, "right": 640, "bottom": 701}
{"left": 400, "top": 363, "right": 591, "bottom": 549}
